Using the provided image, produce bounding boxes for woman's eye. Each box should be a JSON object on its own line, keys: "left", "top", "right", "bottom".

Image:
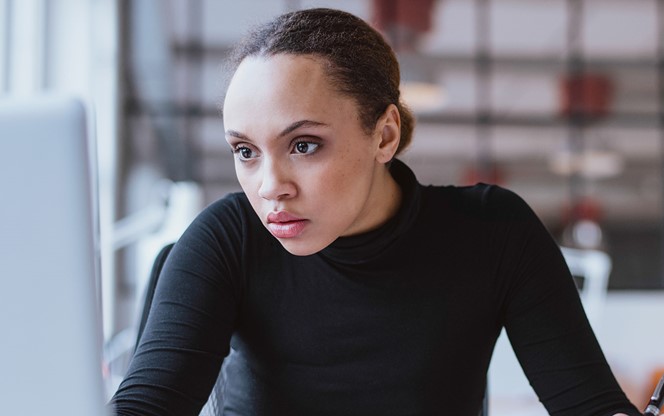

{"left": 293, "top": 141, "right": 319, "bottom": 155}
{"left": 233, "top": 146, "right": 255, "bottom": 161}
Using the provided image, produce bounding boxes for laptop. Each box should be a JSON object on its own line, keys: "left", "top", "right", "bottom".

{"left": 0, "top": 96, "right": 106, "bottom": 415}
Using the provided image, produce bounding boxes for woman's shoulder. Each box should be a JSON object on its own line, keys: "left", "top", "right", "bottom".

{"left": 198, "top": 191, "right": 254, "bottom": 223}
{"left": 181, "top": 191, "right": 260, "bottom": 245}
{"left": 422, "top": 182, "right": 534, "bottom": 221}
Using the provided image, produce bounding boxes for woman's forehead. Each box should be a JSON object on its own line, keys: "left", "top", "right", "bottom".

{"left": 227, "top": 55, "right": 331, "bottom": 100}
{"left": 223, "top": 54, "right": 358, "bottom": 127}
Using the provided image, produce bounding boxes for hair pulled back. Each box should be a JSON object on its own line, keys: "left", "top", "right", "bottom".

{"left": 229, "top": 8, "right": 415, "bottom": 156}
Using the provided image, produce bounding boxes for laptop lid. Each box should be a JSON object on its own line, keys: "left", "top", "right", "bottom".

{"left": 0, "top": 96, "right": 106, "bottom": 415}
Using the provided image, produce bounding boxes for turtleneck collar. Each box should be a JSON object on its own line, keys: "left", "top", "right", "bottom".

{"left": 319, "top": 159, "right": 421, "bottom": 265}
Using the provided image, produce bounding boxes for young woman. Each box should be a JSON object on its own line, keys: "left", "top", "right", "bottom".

{"left": 112, "top": 8, "right": 641, "bottom": 416}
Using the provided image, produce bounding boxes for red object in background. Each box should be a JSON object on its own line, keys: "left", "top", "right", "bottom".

{"left": 372, "top": 0, "right": 437, "bottom": 34}
{"left": 561, "top": 197, "right": 603, "bottom": 224}
{"left": 460, "top": 163, "right": 505, "bottom": 186}
{"left": 559, "top": 73, "right": 614, "bottom": 118}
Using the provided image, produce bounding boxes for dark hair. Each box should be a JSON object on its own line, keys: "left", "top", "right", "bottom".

{"left": 227, "top": 8, "right": 415, "bottom": 155}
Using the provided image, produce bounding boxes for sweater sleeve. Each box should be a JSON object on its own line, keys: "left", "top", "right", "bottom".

{"left": 486, "top": 186, "right": 641, "bottom": 416}
{"left": 110, "top": 194, "right": 247, "bottom": 416}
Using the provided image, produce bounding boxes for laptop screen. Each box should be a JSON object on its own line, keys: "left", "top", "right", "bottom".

{"left": 0, "top": 96, "right": 106, "bottom": 416}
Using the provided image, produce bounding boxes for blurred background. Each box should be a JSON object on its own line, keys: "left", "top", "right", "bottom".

{"left": 1, "top": 0, "right": 663, "bottom": 414}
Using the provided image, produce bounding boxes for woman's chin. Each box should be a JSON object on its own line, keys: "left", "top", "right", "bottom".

{"left": 275, "top": 236, "right": 330, "bottom": 257}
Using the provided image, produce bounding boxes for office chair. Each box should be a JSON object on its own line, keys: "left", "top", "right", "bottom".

{"left": 136, "top": 243, "right": 489, "bottom": 416}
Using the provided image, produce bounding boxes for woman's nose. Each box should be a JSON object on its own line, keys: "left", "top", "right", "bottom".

{"left": 257, "top": 159, "right": 296, "bottom": 201}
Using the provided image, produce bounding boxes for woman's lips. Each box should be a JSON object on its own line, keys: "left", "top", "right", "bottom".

{"left": 267, "top": 211, "right": 308, "bottom": 238}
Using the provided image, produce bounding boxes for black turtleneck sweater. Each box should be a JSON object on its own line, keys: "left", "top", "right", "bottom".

{"left": 112, "top": 160, "right": 639, "bottom": 416}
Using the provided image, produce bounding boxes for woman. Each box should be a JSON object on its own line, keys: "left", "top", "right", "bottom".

{"left": 112, "top": 8, "right": 641, "bottom": 416}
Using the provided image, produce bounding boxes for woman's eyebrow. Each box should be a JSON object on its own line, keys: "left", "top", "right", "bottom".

{"left": 277, "top": 120, "right": 328, "bottom": 138}
{"left": 225, "top": 129, "right": 248, "bottom": 140}
{"left": 226, "top": 120, "right": 329, "bottom": 141}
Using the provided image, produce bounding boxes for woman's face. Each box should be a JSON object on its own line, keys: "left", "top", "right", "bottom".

{"left": 223, "top": 54, "right": 400, "bottom": 256}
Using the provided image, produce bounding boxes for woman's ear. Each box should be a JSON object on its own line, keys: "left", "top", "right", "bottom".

{"left": 374, "top": 104, "right": 401, "bottom": 164}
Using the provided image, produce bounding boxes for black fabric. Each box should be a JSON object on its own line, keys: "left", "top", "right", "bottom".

{"left": 111, "top": 159, "right": 640, "bottom": 416}
{"left": 135, "top": 243, "right": 175, "bottom": 352}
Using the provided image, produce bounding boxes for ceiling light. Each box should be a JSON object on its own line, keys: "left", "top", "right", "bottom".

{"left": 400, "top": 81, "right": 447, "bottom": 113}
{"left": 549, "top": 149, "right": 624, "bottom": 179}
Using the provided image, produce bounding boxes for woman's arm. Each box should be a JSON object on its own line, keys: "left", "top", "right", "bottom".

{"left": 488, "top": 186, "right": 641, "bottom": 416}
{"left": 110, "top": 196, "right": 246, "bottom": 416}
